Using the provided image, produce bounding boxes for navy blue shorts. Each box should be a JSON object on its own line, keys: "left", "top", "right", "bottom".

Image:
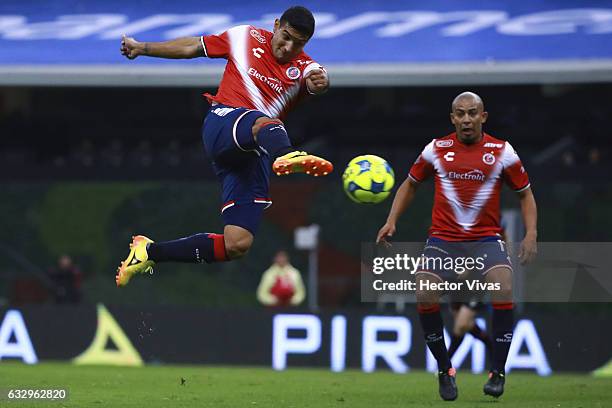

{"left": 202, "top": 104, "right": 271, "bottom": 235}
{"left": 450, "top": 299, "right": 486, "bottom": 312}
{"left": 415, "top": 236, "right": 512, "bottom": 282}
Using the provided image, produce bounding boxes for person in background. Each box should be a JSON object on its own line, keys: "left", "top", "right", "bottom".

{"left": 257, "top": 250, "right": 305, "bottom": 306}
{"left": 48, "top": 254, "right": 82, "bottom": 304}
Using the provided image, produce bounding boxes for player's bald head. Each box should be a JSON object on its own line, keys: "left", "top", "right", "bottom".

{"left": 450, "top": 91, "right": 488, "bottom": 144}
{"left": 452, "top": 92, "right": 484, "bottom": 111}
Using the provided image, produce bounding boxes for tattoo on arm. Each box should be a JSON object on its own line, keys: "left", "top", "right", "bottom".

{"left": 144, "top": 43, "right": 149, "bottom": 55}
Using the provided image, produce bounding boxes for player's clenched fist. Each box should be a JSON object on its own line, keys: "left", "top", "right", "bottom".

{"left": 305, "top": 69, "right": 329, "bottom": 95}
{"left": 120, "top": 35, "right": 143, "bottom": 60}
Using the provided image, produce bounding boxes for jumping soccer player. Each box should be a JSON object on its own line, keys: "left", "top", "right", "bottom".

{"left": 116, "top": 6, "right": 332, "bottom": 286}
{"left": 376, "top": 92, "right": 537, "bottom": 401}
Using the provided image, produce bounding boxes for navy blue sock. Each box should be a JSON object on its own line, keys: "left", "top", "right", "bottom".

{"left": 147, "top": 233, "right": 227, "bottom": 263}
{"left": 470, "top": 324, "right": 492, "bottom": 349}
{"left": 255, "top": 121, "right": 293, "bottom": 158}
{"left": 470, "top": 324, "right": 494, "bottom": 364}
{"left": 491, "top": 302, "right": 514, "bottom": 372}
{"left": 469, "top": 323, "right": 484, "bottom": 340}
{"left": 448, "top": 334, "right": 464, "bottom": 359}
{"left": 418, "top": 304, "right": 451, "bottom": 371}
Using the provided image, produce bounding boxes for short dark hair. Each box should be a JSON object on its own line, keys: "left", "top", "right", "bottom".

{"left": 280, "top": 6, "right": 315, "bottom": 39}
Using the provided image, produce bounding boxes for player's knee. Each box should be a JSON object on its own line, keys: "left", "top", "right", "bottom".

{"left": 416, "top": 276, "right": 441, "bottom": 304}
{"left": 252, "top": 117, "right": 283, "bottom": 137}
{"left": 491, "top": 282, "right": 512, "bottom": 302}
{"left": 497, "top": 286, "right": 513, "bottom": 302}
{"left": 486, "top": 267, "right": 512, "bottom": 301}
{"left": 225, "top": 240, "right": 251, "bottom": 259}
{"left": 224, "top": 236, "right": 253, "bottom": 260}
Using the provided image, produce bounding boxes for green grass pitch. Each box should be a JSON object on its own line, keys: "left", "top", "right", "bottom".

{"left": 0, "top": 362, "right": 610, "bottom": 407}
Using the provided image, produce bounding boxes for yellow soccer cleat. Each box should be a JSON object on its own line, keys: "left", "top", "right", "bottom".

{"left": 272, "top": 151, "right": 333, "bottom": 177}
{"left": 115, "top": 235, "right": 155, "bottom": 287}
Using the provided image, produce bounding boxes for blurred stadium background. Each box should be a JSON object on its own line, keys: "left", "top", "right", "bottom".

{"left": 1, "top": 0, "right": 612, "bottom": 406}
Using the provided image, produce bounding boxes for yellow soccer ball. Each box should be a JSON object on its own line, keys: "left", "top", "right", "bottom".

{"left": 342, "top": 155, "right": 395, "bottom": 204}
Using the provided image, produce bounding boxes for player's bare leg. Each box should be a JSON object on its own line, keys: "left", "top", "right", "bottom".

{"left": 454, "top": 306, "right": 477, "bottom": 335}
{"left": 223, "top": 225, "right": 253, "bottom": 260}
{"left": 483, "top": 266, "right": 513, "bottom": 398}
{"left": 416, "top": 274, "right": 458, "bottom": 401}
{"left": 251, "top": 117, "right": 333, "bottom": 177}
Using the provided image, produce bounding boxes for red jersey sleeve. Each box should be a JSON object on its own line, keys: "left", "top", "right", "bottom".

{"left": 408, "top": 141, "right": 435, "bottom": 183}
{"left": 201, "top": 30, "right": 230, "bottom": 59}
{"left": 501, "top": 141, "right": 530, "bottom": 192}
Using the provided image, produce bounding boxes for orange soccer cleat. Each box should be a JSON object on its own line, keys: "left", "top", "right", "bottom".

{"left": 115, "top": 235, "right": 155, "bottom": 287}
{"left": 272, "top": 151, "right": 333, "bottom": 177}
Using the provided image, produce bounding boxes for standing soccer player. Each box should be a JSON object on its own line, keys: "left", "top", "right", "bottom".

{"left": 376, "top": 92, "right": 537, "bottom": 401}
{"left": 115, "top": 6, "right": 332, "bottom": 286}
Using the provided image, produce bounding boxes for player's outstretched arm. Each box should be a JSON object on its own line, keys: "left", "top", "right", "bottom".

{"left": 517, "top": 187, "right": 538, "bottom": 264}
{"left": 376, "top": 178, "right": 419, "bottom": 245}
{"left": 120, "top": 35, "right": 203, "bottom": 60}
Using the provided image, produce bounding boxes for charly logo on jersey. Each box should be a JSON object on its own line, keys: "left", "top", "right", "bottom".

{"left": 286, "top": 66, "right": 301, "bottom": 80}
{"left": 496, "top": 333, "right": 514, "bottom": 343}
{"left": 448, "top": 169, "right": 486, "bottom": 182}
{"left": 252, "top": 47, "right": 264, "bottom": 58}
{"left": 482, "top": 152, "right": 496, "bottom": 165}
{"left": 250, "top": 29, "right": 266, "bottom": 44}
{"left": 443, "top": 152, "right": 455, "bottom": 161}
{"left": 436, "top": 140, "right": 454, "bottom": 148}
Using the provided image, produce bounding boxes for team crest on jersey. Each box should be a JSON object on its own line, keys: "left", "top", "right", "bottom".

{"left": 250, "top": 29, "right": 266, "bottom": 43}
{"left": 482, "top": 152, "right": 496, "bottom": 165}
{"left": 435, "top": 140, "right": 454, "bottom": 148}
{"left": 286, "top": 66, "right": 301, "bottom": 80}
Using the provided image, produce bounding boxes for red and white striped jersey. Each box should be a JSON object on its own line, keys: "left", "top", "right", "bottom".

{"left": 201, "top": 25, "right": 324, "bottom": 119}
{"left": 409, "top": 132, "right": 530, "bottom": 241}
